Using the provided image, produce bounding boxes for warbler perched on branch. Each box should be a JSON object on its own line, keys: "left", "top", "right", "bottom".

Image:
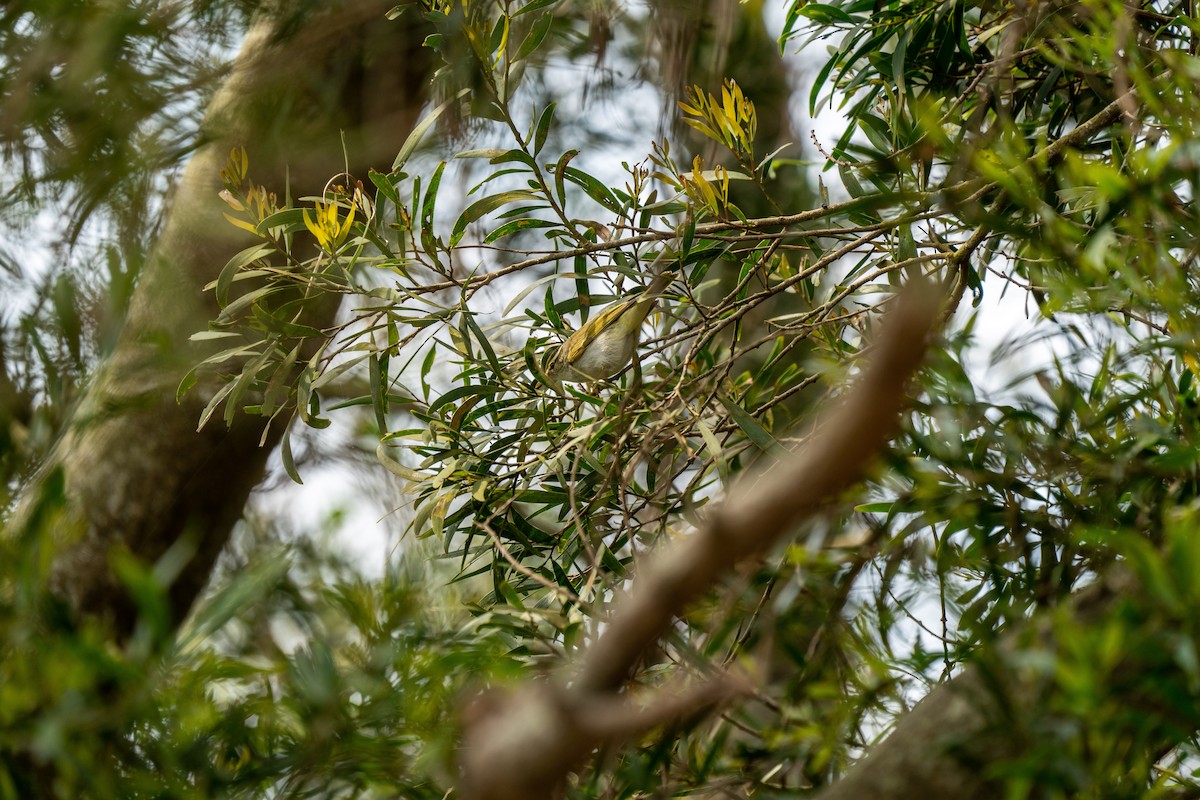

{"left": 546, "top": 260, "right": 676, "bottom": 386}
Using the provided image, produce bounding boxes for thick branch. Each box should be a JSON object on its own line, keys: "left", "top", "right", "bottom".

{"left": 460, "top": 281, "right": 942, "bottom": 800}
{"left": 579, "top": 281, "right": 941, "bottom": 692}
{"left": 810, "top": 565, "right": 1184, "bottom": 800}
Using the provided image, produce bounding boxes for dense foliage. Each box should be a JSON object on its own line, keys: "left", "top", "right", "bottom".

{"left": 6, "top": 0, "right": 1200, "bottom": 797}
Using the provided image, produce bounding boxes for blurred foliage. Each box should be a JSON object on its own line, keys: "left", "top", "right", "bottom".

{"left": 7, "top": 0, "right": 1200, "bottom": 798}
{"left": 0, "top": 493, "right": 520, "bottom": 798}
{"left": 0, "top": 0, "right": 264, "bottom": 507}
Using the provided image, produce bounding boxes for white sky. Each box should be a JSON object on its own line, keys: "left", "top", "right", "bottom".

{"left": 249, "top": 4, "right": 1078, "bottom": 591}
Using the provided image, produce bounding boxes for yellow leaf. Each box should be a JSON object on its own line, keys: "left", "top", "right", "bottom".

{"left": 303, "top": 208, "right": 329, "bottom": 248}
{"left": 222, "top": 212, "right": 259, "bottom": 234}
{"left": 336, "top": 203, "right": 356, "bottom": 244}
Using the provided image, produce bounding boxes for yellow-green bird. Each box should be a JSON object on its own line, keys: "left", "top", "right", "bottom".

{"left": 547, "top": 267, "right": 676, "bottom": 385}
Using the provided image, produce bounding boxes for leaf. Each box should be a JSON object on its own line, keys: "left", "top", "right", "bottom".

{"left": 369, "top": 352, "right": 387, "bottom": 433}
{"left": 531, "top": 102, "right": 555, "bottom": 155}
{"left": 553, "top": 149, "right": 578, "bottom": 205}
{"left": 462, "top": 311, "right": 503, "bottom": 376}
{"left": 515, "top": 13, "right": 553, "bottom": 62}
{"left": 719, "top": 395, "right": 785, "bottom": 456}
{"left": 485, "top": 217, "right": 556, "bottom": 242}
{"left": 502, "top": 270, "right": 587, "bottom": 315}
{"left": 809, "top": 48, "right": 841, "bottom": 114}
{"left": 222, "top": 212, "right": 258, "bottom": 234}
{"left": 451, "top": 190, "right": 539, "bottom": 245}
{"left": 695, "top": 418, "right": 729, "bottom": 485}
{"left": 892, "top": 28, "right": 910, "bottom": 98}
{"left": 368, "top": 169, "right": 400, "bottom": 205}
{"left": 377, "top": 442, "right": 426, "bottom": 484}
{"left": 800, "top": 3, "right": 855, "bottom": 24}
{"left": 858, "top": 112, "right": 893, "bottom": 153}
{"left": 179, "top": 548, "right": 292, "bottom": 647}
{"left": 513, "top": 0, "right": 558, "bottom": 15}
{"left": 456, "top": 148, "right": 511, "bottom": 159}
{"left": 839, "top": 163, "right": 867, "bottom": 198}
{"left": 488, "top": 14, "right": 509, "bottom": 61}
{"left": 281, "top": 420, "right": 303, "bottom": 484}
{"left": 563, "top": 166, "right": 621, "bottom": 212}
{"left": 428, "top": 383, "right": 505, "bottom": 414}
{"left": 393, "top": 88, "right": 471, "bottom": 171}
{"left": 215, "top": 285, "right": 277, "bottom": 325}
{"left": 189, "top": 331, "right": 244, "bottom": 342}
{"left": 256, "top": 208, "right": 309, "bottom": 235}
{"left": 899, "top": 222, "right": 917, "bottom": 263}
{"left": 196, "top": 379, "right": 238, "bottom": 432}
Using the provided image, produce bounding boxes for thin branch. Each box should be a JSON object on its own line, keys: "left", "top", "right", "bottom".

{"left": 578, "top": 280, "right": 941, "bottom": 692}
{"left": 458, "top": 281, "right": 941, "bottom": 800}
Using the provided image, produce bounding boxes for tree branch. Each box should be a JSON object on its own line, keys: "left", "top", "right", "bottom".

{"left": 459, "top": 280, "right": 942, "bottom": 800}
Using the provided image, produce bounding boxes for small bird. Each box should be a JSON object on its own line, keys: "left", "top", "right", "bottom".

{"left": 546, "top": 266, "right": 675, "bottom": 385}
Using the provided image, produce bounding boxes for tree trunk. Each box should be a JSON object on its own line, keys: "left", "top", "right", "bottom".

{"left": 7, "top": 2, "right": 434, "bottom": 637}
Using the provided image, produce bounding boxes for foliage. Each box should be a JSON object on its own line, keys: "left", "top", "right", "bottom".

{"left": 0, "top": 499, "right": 514, "bottom": 798}
{"left": 0, "top": 1, "right": 263, "bottom": 506}
{"left": 7, "top": 0, "right": 1200, "bottom": 797}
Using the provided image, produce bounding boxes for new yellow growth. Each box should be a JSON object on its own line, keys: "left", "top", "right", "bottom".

{"left": 679, "top": 78, "right": 758, "bottom": 159}
{"left": 303, "top": 199, "right": 357, "bottom": 253}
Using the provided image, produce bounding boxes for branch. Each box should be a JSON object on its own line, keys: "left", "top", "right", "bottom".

{"left": 580, "top": 281, "right": 940, "bottom": 692}
{"left": 810, "top": 565, "right": 1185, "bottom": 800}
{"left": 459, "top": 280, "right": 942, "bottom": 800}
{"left": 423, "top": 91, "right": 1134, "bottom": 302}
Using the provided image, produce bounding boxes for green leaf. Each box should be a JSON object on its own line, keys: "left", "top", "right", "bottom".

{"left": 899, "top": 222, "right": 917, "bottom": 263}
{"left": 553, "top": 149, "right": 578, "bottom": 205}
{"left": 502, "top": 270, "right": 586, "bottom": 315}
{"left": 196, "top": 379, "right": 238, "bottom": 432}
{"left": 515, "top": 13, "right": 553, "bottom": 62}
{"left": 215, "top": 285, "right": 278, "bottom": 325}
{"left": 255, "top": 207, "right": 309, "bottom": 235}
{"left": 719, "top": 395, "right": 784, "bottom": 456}
{"left": 377, "top": 442, "right": 425, "bottom": 484}
{"left": 462, "top": 311, "right": 503, "bottom": 376}
{"left": 695, "top": 418, "right": 729, "bottom": 485}
{"left": 451, "top": 190, "right": 539, "bottom": 246}
{"left": 892, "top": 29, "right": 910, "bottom": 98}
{"left": 485, "top": 217, "right": 556, "bottom": 242}
{"left": 800, "top": 3, "right": 855, "bottom": 24}
{"left": 393, "top": 88, "right": 470, "bottom": 171}
{"left": 488, "top": 14, "right": 509, "bottom": 60}
{"left": 422, "top": 161, "right": 446, "bottom": 227}
{"left": 281, "top": 420, "right": 303, "bottom": 484}
{"left": 531, "top": 102, "right": 555, "bottom": 156}
{"left": 513, "top": 0, "right": 558, "bottom": 15}
{"left": 368, "top": 168, "right": 401, "bottom": 205}
{"left": 563, "top": 166, "right": 621, "bottom": 212}
{"left": 215, "top": 243, "right": 275, "bottom": 308}
{"left": 839, "top": 163, "right": 867, "bottom": 198}
{"left": 428, "top": 383, "right": 505, "bottom": 414}
{"left": 179, "top": 548, "right": 292, "bottom": 647}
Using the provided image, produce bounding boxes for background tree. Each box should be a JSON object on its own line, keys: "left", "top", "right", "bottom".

{"left": 5, "top": 0, "right": 1200, "bottom": 799}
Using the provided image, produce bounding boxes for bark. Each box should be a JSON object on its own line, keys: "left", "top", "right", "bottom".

{"left": 461, "top": 283, "right": 942, "bottom": 800}
{"left": 6, "top": 2, "right": 433, "bottom": 636}
{"left": 814, "top": 566, "right": 1184, "bottom": 800}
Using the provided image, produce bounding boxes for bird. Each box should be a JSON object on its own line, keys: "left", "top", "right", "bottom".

{"left": 545, "top": 264, "right": 676, "bottom": 386}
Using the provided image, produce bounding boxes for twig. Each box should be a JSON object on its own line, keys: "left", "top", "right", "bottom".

{"left": 458, "top": 281, "right": 941, "bottom": 800}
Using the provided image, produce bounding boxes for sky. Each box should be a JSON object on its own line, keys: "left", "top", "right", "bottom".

{"left": 244, "top": 3, "right": 1082, "bottom": 590}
